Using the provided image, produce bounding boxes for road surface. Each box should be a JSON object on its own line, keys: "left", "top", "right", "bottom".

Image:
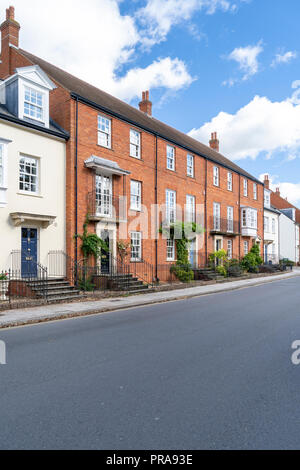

{"left": 1, "top": 277, "right": 300, "bottom": 449}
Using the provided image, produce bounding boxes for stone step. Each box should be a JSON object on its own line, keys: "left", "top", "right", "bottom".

{"left": 37, "top": 289, "right": 81, "bottom": 298}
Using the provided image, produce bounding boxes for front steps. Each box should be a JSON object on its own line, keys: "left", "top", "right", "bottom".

{"left": 108, "top": 274, "right": 150, "bottom": 293}
{"left": 28, "top": 278, "right": 81, "bottom": 302}
{"left": 193, "top": 268, "right": 225, "bottom": 281}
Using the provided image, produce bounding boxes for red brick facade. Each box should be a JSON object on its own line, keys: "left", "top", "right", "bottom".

{"left": 0, "top": 7, "right": 264, "bottom": 275}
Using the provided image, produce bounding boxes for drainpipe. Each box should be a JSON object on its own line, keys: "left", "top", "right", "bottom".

{"left": 238, "top": 175, "right": 241, "bottom": 260}
{"left": 205, "top": 158, "right": 208, "bottom": 264}
{"left": 155, "top": 134, "right": 158, "bottom": 282}
{"left": 75, "top": 97, "right": 79, "bottom": 265}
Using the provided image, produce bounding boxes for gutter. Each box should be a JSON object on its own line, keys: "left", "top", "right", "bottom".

{"left": 0, "top": 113, "right": 69, "bottom": 140}
{"left": 70, "top": 92, "right": 262, "bottom": 185}
{"left": 155, "top": 135, "right": 158, "bottom": 282}
{"left": 75, "top": 97, "right": 79, "bottom": 267}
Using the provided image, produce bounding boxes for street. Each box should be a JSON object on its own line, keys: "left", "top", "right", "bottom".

{"left": 1, "top": 277, "right": 300, "bottom": 450}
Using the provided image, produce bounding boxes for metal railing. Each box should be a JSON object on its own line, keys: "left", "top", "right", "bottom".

{"left": 0, "top": 262, "right": 48, "bottom": 308}
{"left": 210, "top": 216, "right": 240, "bottom": 234}
{"left": 87, "top": 191, "right": 126, "bottom": 220}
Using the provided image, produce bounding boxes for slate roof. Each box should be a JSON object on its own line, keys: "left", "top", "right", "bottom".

{"left": 18, "top": 48, "right": 261, "bottom": 183}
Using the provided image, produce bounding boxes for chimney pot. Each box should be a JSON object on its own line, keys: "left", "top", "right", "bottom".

{"left": 6, "top": 6, "right": 15, "bottom": 20}
{"left": 139, "top": 90, "right": 152, "bottom": 116}
{"left": 264, "top": 174, "right": 270, "bottom": 189}
{"left": 209, "top": 131, "right": 220, "bottom": 153}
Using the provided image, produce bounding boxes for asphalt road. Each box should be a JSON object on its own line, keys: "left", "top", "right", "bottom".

{"left": 1, "top": 277, "right": 300, "bottom": 450}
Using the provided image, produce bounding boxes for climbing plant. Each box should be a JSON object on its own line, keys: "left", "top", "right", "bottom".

{"left": 160, "top": 221, "right": 204, "bottom": 283}
{"left": 75, "top": 214, "right": 109, "bottom": 261}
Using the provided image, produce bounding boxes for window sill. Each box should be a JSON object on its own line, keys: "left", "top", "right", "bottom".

{"left": 130, "top": 155, "right": 142, "bottom": 161}
{"left": 17, "top": 191, "right": 43, "bottom": 199}
{"left": 166, "top": 168, "right": 176, "bottom": 172}
{"left": 97, "top": 144, "right": 113, "bottom": 151}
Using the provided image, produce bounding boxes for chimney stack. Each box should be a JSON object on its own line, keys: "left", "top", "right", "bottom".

{"left": 276, "top": 187, "right": 280, "bottom": 197}
{"left": 139, "top": 90, "right": 152, "bottom": 116}
{"left": 0, "top": 6, "right": 20, "bottom": 78}
{"left": 209, "top": 132, "right": 219, "bottom": 152}
{"left": 264, "top": 174, "right": 270, "bottom": 189}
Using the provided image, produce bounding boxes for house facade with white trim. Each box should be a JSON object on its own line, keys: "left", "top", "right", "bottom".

{"left": 0, "top": 65, "right": 68, "bottom": 275}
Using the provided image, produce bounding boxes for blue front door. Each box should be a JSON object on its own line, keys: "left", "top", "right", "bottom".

{"left": 21, "top": 228, "right": 38, "bottom": 278}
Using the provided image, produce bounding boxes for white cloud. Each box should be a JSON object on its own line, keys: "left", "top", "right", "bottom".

{"left": 188, "top": 82, "right": 300, "bottom": 161}
{"left": 271, "top": 50, "right": 297, "bottom": 67}
{"left": 224, "top": 40, "right": 263, "bottom": 82}
{"left": 0, "top": 0, "right": 193, "bottom": 102}
{"left": 137, "top": 0, "right": 236, "bottom": 47}
{"left": 259, "top": 174, "right": 300, "bottom": 206}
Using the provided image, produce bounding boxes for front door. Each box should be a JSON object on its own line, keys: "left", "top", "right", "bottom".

{"left": 215, "top": 238, "right": 222, "bottom": 266}
{"left": 101, "top": 230, "right": 110, "bottom": 274}
{"left": 189, "top": 239, "right": 196, "bottom": 267}
{"left": 21, "top": 228, "right": 38, "bottom": 278}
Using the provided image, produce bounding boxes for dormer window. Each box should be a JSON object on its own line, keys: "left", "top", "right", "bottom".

{"left": 24, "top": 87, "right": 44, "bottom": 121}
{"left": 0, "top": 65, "right": 55, "bottom": 129}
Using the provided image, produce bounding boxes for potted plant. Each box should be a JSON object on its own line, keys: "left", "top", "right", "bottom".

{"left": 0, "top": 273, "right": 9, "bottom": 301}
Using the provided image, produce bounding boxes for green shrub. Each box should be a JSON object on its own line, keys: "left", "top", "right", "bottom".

{"left": 240, "top": 244, "right": 263, "bottom": 273}
{"left": 171, "top": 264, "right": 194, "bottom": 283}
{"left": 78, "top": 276, "right": 95, "bottom": 292}
{"left": 216, "top": 265, "right": 227, "bottom": 277}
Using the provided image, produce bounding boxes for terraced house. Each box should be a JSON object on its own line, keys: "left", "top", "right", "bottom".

{"left": 0, "top": 7, "right": 264, "bottom": 286}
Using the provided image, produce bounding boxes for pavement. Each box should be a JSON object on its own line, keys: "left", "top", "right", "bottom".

{"left": 0, "top": 268, "right": 300, "bottom": 329}
{"left": 1, "top": 275, "right": 300, "bottom": 449}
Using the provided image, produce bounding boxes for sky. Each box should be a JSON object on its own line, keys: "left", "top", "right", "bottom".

{"left": 1, "top": 0, "right": 300, "bottom": 204}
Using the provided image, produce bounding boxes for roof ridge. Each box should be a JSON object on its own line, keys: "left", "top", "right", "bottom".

{"left": 17, "top": 48, "right": 261, "bottom": 183}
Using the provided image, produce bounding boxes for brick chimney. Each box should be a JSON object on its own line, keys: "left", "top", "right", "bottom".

{"left": 139, "top": 90, "right": 152, "bottom": 116}
{"left": 1, "top": 6, "right": 20, "bottom": 50}
{"left": 276, "top": 187, "right": 280, "bottom": 197}
{"left": 209, "top": 132, "right": 219, "bottom": 152}
{"left": 0, "top": 6, "right": 20, "bottom": 78}
{"left": 264, "top": 174, "right": 270, "bottom": 189}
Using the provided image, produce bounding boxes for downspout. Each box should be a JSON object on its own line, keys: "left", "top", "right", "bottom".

{"left": 238, "top": 175, "right": 241, "bottom": 260}
{"left": 205, "top": 158, "right": 208, "bottom": 264}
{"left": 75, "top": 97, "right": 79, "bottom": 266}
{"left": 155, "top": 134, "right": 158, "bottom": 282}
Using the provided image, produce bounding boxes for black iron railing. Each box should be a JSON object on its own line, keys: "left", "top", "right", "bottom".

{"left": 0, "top": 262, "right": 48, "bottom": 308}
{"left": 210, "top": 216, "right": 240, "bottom": 234}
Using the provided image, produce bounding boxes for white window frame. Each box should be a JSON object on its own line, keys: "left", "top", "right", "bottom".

{"left": 19, "top": 154, "right": 39, "bottom": 195}
{"left": 95, "top": 174, "right": 112, "bottom": 217}
{"left": 227, "top": 172, "right": 233, "bottom": 191}
{"left": 130, "top": 231, "right": 142, "bottom": 261}
{"left": 264, "top": 216, "right": 269, "bottom": 232}
{"left": 213, "top": 202, "right": 221, "bottom": 231}
{"left": 187, "top": 154, "right": 194, "bottom": 177}
{"left": 227, "top": 206, "right": 234, "bottom": 233}
{"left": 23, "top": 85, "right": 45, "bottom": 123}
{"left": 167, "top": 239, "right": 175, "bottom": 261}
{"left": 242, "top": 208, "right": 257, "bottom": 229}
{"left": 243, "top": 178, "right": 248, "bottom": 197}
{"left": 186, "top": 195, "right": 195, "bottom": 223}
{"left": 213, "top": 166, "right": 219, "bottom": 186}
{"left": 253, "top": 183, "right": 257, "bottom": 200}
{"left": 227, "top": 240, "right": 233, "bottom": 259}
{"left": 244, "top": 241, "right": 249, "bottom": 255}
{"left": 98, "top": 114, "right": 111, "bottom": 148}
{"left": 130, "top": 180, "right": 142, "bottom": 211}
{"left": 272, "top": 218, "right": 276, "bottom": 234}
{"left": 264, "top": 190, "right": 271, "bottom": 208}
{"left": 0, "top": 139, "right": 9, "bottom": 207}
{"left": 167, "top": 145, "right": 175, "bottom": 171}
{"left": 166, "top": 189, "right": 176, "bottom": 224}
{"left": 0, "top": 141, "right": 8, "bottom": 189}
{"left": 130, "top": 129, "right": 141, "bottom": 159}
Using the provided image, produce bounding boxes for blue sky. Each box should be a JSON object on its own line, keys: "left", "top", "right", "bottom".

{"left": 1, "top": 0, "right": 300, "bottom": 203}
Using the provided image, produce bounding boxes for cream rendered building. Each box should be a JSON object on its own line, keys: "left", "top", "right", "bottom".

{"left": 0, "top": 65, "right": 67, "bottom": 275}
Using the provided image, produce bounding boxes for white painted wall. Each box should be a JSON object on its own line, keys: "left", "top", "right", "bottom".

{"left": 279, "top": 211, "right": 298, "bottom": 262}
{"left": 264, "top": 208, "right": 280, "bottom": 262}
{"left": 0, "top": 120, "right": 66, "bottom": 271}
